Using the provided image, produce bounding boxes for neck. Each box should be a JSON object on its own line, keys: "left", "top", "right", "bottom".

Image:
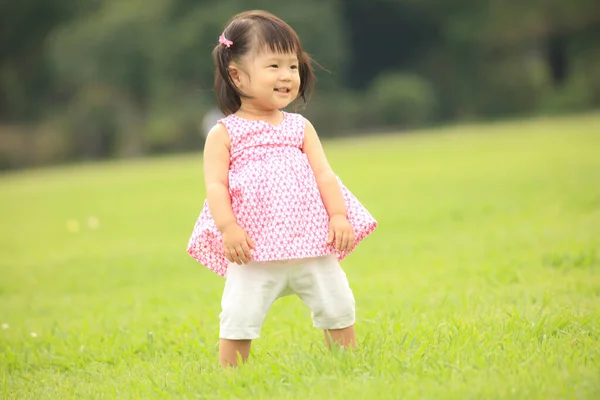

{"left": 237, "top": 104, "right": 283, "bottom": 121}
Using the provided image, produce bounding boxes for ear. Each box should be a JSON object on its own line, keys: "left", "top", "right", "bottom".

{"left": 228, "top": 65, "right": 242, "bottom": 87}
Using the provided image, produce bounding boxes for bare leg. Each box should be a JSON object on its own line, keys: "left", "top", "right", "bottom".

{"left": 324, "top": 325, "right": 356, "bottom": 349}
{"left": 219, "top": 339, "right": 252, "bottom": 368}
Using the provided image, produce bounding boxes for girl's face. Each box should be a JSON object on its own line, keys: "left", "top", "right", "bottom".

{"left": 231, "top": 48, "right": 301, "bottom": 112}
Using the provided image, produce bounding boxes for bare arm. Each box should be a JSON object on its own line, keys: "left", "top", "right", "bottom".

{"left": 203, "top": 123, "right": 237, "bottom": 232}
{"left": 302, "top": 118, "right": 347, "bottom": 218}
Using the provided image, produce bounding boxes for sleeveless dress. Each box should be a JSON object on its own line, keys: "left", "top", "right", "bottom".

{"left": 187, "top": 112, "right": 377, "bottom": 277}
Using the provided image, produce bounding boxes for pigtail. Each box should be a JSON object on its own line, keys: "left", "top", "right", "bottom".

{"left": 298, "top": 51, "right": 316, "bottom": 104}
{"left": 213, "top": 44, "right": 241, "bottom": 116}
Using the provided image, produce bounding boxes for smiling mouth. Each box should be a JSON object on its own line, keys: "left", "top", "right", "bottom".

{"left": 274, "top": 88, "right": 291, "bottom": 93}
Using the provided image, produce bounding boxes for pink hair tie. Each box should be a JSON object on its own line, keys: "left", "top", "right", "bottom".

{"left": 219, "top": 34, "right": 233, "bottom": 48}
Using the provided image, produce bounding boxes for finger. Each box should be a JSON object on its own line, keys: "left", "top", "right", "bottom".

{"left": 346, "top": 230, "right": 354, "bottom": 250}
{"left": 241, "top": 242, "right": 252, "bottom": 262}
{"left": 233, "top": 247, "right": 244, "bottom": 265}
{"left": 335, "top": 231, "right": 343, "bottom": 251}
{"left": 338, "top": 231, "right": 346, "bottom": 251}
{"left": 228, "top": 246, "right": 240, "bottom": 265}
{"left": 246, "top": 234, "right": 256, "bottom": 250}
{"left": 327, "top": 225, "right": 334, "bottom": 244}
{"left": 348, "top": 233, "right": 355, "bottom": 250}
{"left": 236, "top": 246, "right": 248, "bottom": 264}
{"left": 342, "top": 232, "right": 350, "bottom": 251}
{"left": 229, "top": 249, "right": 239, "bottom": 264}
{"left": 224, "top": 248, "right": 234, "bottom": 263}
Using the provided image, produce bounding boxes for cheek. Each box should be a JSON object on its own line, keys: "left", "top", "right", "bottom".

{"left": 258, "top": 72, "right": 274, "bottom": 84}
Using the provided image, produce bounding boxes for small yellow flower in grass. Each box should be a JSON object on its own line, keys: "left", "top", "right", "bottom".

{"left": 1, "top": 323, "right": 8, "bottom": 330}
{"left": 31, "top": 332, "right": 38, "bottom": 338}
{"left": 66, "top": 219, "right": 80, "bottom": 233}
{"left": 87, "top": 216, "right": 100, "bottom": 230}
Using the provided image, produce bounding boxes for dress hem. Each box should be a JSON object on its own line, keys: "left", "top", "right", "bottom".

{"left": 187, "top": 220, "right": 377, "bottom": 278}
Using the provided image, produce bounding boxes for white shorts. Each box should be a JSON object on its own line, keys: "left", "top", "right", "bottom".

{"left": 219, "top": 254, "right": 355, "bottom": 340}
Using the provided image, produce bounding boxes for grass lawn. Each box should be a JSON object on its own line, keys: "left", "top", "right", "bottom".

{"left": 1, "top": 113, "right": 599, "bottom": 399}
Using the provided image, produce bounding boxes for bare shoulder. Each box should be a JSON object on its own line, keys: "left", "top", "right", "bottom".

{"left": 301, "top": 116, "right": 321, "bottom": 144}
{"left": 302, "top": 116, "right": 327, "bottom": 156}
{"left": 207, "top": 122, "right": 230, "bottom": 140}
{"left": 205, "top": 122, "right": 231, "bottom": 149}
{"left": 302, "top": 116, "right": 316, "bottom": 129}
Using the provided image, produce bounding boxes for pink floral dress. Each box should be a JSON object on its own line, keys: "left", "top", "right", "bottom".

{"left": 187, "top": 112, "right": 377, "bottom": 277}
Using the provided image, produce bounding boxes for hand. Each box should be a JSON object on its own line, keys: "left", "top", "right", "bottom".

{"left": 327, "top": 214, "right": 355, "bottom": 252}
{"left": 222, "top": 223, "right": 255, "bottom": 265}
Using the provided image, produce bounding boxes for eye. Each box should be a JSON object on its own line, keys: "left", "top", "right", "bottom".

{"left": 269, "top": 64, "right": 278, "bottom": 68}
{"left": 291, "top": 65, "right": 299, "bottom": 70}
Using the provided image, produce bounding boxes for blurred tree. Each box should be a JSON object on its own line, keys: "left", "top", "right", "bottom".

{"left": 0, "top": 0, "right": 93, "bottom": 121}
{"left": 49, "top": 0, "right": 348, "bottom": 157}
{"left": 51, "top": 0, "right": 170, "bottom": 157}
{"left": 1, "top": 0, "right": 599, "bottom": 168}
{"left": 341, "top": 0, "right": 600, "bottom": 119}
{"left": 340, "top": 0, "right": 440, "bottom": 89}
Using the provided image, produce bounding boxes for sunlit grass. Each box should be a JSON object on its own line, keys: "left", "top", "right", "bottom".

{"left": 1, "top": 113, "right": 599, "bottom": 399}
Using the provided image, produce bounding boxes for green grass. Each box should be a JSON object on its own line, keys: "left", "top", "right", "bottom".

{"left": 1, "top": 113, "right": 599, "bottom": 399}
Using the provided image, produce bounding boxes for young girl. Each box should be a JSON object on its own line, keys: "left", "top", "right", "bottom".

{"left": 187, "top": 10, "right": 377, "bottom": 368}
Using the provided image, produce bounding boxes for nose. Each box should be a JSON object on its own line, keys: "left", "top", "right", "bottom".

{"left": 280, "top": 70, "right": 292, "bottom": 81}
